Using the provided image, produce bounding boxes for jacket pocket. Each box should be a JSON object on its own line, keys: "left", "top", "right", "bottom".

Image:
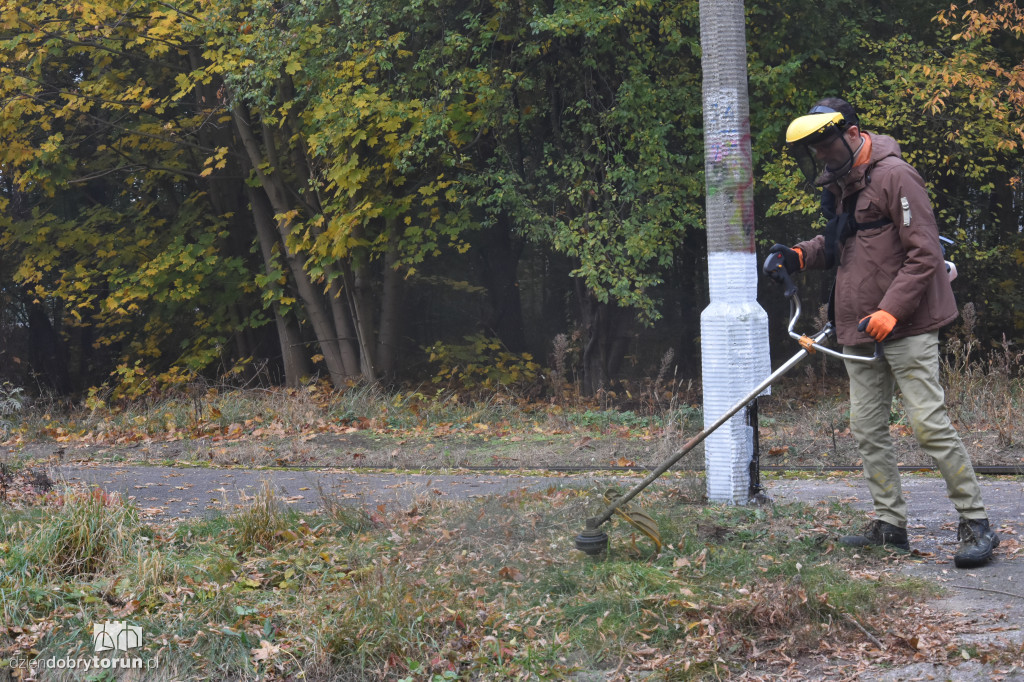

{"left": 855, "top": 224, "right": 904, "bottom": 273}
{"left": 852, "top": 263, "right": 893, "bottom": 316}
{"left": 856, "top": 199, "right": 888, "bottom": 225}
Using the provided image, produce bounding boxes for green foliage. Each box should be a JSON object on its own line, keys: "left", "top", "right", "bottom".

{"left": 445, "top": 0, "right": 706, "bottom": 322}
{"left": 427, "top": 335, "right": 541, "bottom": 390}
{"left": 1, "top": 0, "right": 1022, "bottom": 395}
{"left": 0, "top": 383, "right": 25, "bottom": 437}
{"left": 565, "top": 409, "right": 655, "bottom": 431}
{"left": 0, "top": 0, "right": 266, "bottom": 392}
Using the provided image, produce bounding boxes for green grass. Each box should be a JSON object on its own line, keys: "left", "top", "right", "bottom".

{"left": 0, "top": 480, "right": 942, "bottom": 681}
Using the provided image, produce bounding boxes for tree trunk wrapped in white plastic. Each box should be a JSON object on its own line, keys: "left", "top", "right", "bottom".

{"left": 698, "top": 0, "right": 771, "bottom": 504}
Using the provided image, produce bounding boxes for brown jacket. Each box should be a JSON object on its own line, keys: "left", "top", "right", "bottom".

{"left": 795, "top": 133, "right": 958, "bottom": 346}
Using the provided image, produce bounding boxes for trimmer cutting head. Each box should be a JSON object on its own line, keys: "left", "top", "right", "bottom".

{"left": 575, "top": 521, "right": 609, "bottom": 556}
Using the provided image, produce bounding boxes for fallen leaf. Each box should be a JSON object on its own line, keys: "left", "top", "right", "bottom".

{"left": 112, "top": 599, "right": 139, "bottom": 618}
{"left": 251, "top": 639, "right": 279, "bottom": 662}
{"left": 498, "top": 566, "right": 523, "bottom": 581}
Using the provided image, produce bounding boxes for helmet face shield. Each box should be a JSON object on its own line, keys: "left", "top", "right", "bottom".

{"left": 790, "top": 140, "right": 830, "bottom": 188}
{"left": 786, "top": 111, "right": 855, "bottom": 186}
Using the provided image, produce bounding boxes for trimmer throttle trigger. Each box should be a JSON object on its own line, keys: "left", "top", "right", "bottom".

{"left": 762, "top": 252, "right": 798, "bottom": 299}
{"left": 855, "top": 318, "right": 887, "bottom": 360}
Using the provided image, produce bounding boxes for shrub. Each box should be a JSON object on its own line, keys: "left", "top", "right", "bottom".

{"left": 426, "top": 335, "right": 541, "bottom": 393}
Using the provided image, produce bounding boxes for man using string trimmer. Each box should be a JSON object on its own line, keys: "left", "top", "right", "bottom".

{"left": 765, "top": 97, "right": 998, "bottom": 568}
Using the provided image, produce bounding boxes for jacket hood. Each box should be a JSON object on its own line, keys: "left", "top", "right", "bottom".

{"left": 867, "top": 133, "right": 902, "bottom": 165}
{"left": 839, "top": 133, "right": 902, "bottom": 193}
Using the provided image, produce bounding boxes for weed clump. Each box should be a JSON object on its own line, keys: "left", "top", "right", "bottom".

{"left": 24, "top": 487, "right": 141, "bottom": 578}
{"left": 228, "top": 480, "right": 292, "bottom": 552}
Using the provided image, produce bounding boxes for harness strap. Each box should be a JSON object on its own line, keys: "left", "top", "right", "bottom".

{"left": 822, "top": 189, "right": 890, "bottom": 268}
{"left": 854, "top": 216, "right": 888, "bottom": 231}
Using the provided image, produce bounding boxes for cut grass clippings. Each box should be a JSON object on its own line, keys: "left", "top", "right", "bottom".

{"left": 0, "top": 478, "right": 975, "bottom": 681}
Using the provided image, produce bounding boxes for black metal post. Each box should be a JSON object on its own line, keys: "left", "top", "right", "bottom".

{"left": 747, "top": 398, "right": 763, "bottom": 499}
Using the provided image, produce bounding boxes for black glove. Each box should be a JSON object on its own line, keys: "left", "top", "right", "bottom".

{"left": 764, "top": 244, "right": 801, "bottom": 276}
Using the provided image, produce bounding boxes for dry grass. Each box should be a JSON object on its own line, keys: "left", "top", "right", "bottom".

{"left": 1, "top": 477, "right": 953, "bottom": 681}
{"left": 228, "top": 480, "right": 296, "bottom": 552}
{"left": 942, "top": 303, "right": 1024, "bottom": 448}
{"left": 4, "top": 302, "right": 1019, "bottom": 474}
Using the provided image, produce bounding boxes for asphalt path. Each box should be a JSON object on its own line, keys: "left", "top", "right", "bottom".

{"left": 53, "top": 463, "right": 1024, "bottom": 545}
{"left": 772, "top": 474, "right": 1024, "bottom": 681}
{"left": 53, "top": 463, "right": 565, "bottom": 522}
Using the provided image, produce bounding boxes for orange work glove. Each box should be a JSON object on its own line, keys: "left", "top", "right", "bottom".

{"left": 858, "top": 310, "right": 897, "bottom": 342}
{"left": 792, "top": 246, "right": 805, "bottom": 270}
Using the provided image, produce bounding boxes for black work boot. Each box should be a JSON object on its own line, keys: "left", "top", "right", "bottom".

{"left": 953, "top": 518, "right": 1000, "bottom": 569}
{"left": 839, "top": 520, "right": 909, "bottom": 551}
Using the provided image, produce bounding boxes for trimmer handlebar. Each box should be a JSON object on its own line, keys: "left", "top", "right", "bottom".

{"left": 762, "top": 253, "right": 884, "bottom": 364}
{"left": 784, "top": 295, "right": 884, "bottom": 363}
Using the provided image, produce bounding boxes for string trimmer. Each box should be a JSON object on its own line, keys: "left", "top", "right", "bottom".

{"left": 575, "top": 257, "right": 884, "bottom": 556}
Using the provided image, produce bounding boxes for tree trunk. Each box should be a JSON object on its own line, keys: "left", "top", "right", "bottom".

{"left": 477, "top": 216, "right": 527, "bottom": 352}
{"left": 374, "top": 222, "right": 404, "bottom": 380}
{"left": 27, "top": 299, "right": 72, "bottom": 394}
{"left": 325, "top": 283, "right": 362, "bottom": 380}
{"left": 245, "top": 184, "right": 314, "bottom": 385}
{"left": 274, "top": 310, "right": 310, "bottom": 388}
{"left": 233, "top": 110, "right": 350, "bottom": 385}
{"left": 350, "top": 259, "right": 377, "bottom": 380}
{"left": 575, "top": 279, "right": 634, "bottom": 395}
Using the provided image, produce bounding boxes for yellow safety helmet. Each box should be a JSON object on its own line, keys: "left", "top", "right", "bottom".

{"left": 786, "top": 105, "right": 856, "bottom": 187}
{"left": 786, "top": 110, "right": 846, "bottom": 146}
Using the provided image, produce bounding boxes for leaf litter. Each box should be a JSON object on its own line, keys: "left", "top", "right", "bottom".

{"left": 3, "top": 472, "right": 1014, "bottom": 681}
{"left": 2, "top": 384, "right": 1022, "bottom": 678}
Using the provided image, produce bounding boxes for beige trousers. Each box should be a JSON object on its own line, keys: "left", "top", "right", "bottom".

{"left": 843, "top": 332, "right": 986, "bottom": 528}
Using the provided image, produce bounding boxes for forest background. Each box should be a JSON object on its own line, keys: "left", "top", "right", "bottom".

{"left": 1, "top": 0, "right": 1021, "bottom": 402}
